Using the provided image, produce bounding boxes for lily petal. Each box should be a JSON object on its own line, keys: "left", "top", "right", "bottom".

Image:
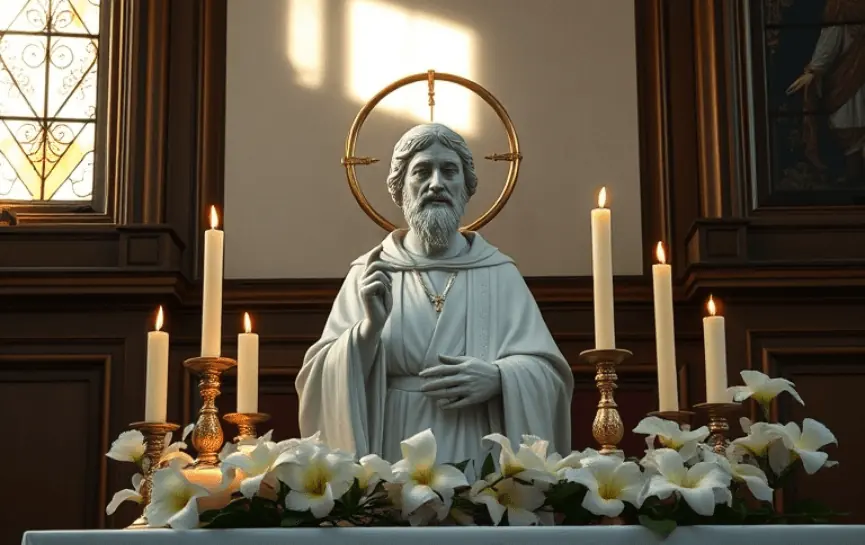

{"left": 400, "top": 429, "right": 438, "bottom": 468}
{"left": 678, "top": 486, "right": 718, "bottom": 516}
{"left": 401, "top": 482, "right": 438, "bottom": 517}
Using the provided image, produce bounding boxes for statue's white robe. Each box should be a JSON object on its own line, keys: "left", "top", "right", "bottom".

{"left": 296, "top": 231, "right": 573, "bottom": 465}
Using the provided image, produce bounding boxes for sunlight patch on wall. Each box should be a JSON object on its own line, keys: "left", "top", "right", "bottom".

{"left": 287, "top": 0, "right": 325, "bottom": 88}
{"left": 346, "top": 0, "right": 476, "bottom": 136}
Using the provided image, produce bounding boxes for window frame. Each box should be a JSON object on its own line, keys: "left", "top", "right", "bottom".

{"left": 0, "top": 0, "right": 152, "bottom": 225}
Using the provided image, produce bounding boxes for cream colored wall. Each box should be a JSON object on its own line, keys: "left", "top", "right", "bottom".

{"left": 224, "top": 0, "right": 642, "bottom": 278}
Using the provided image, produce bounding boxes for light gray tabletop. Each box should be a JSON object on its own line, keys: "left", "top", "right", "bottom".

{"left": 20, "top": 525, "right": 865, "bottom": 545}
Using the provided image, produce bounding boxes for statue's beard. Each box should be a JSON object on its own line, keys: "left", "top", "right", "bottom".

{"left": 404, "top": 191, "right": 466, "bottom": 252}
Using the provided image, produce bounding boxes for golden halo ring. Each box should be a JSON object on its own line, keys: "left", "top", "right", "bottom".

{"left": 342, "top": 71, "right": 522, "bottom": 232}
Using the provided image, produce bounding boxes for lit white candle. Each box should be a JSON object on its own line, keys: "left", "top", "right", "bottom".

{"left": 145, "top": 306, "right": 169, "bottom": 422}
{"left": 652, "top": 242, "right": 679, "bottom": 411}
{"left": 201, "top": 206, "right": 224, "bottom": 357}
{"left": 591, "top": 187, "right": 615, "bottom": 349}
{"left": 703, "top": 295, "right": 728, "bottom": 403}
{"left": 237, "top": 312, "right": 260, "bottom": 413}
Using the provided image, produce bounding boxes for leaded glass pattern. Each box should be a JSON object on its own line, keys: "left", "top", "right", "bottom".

{"left": 0, "top": 0, "right": 100, "bottom": 202}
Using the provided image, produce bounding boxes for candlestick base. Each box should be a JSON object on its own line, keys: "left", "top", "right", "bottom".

{"left": 579, "top": 348, "right": 633, "bottom": 455}
{"left": 183, "top": 356, "right": 237, "bottom": 467}
{"left": 693, "top": 402, "right": 741, "bottom": 454}
{"left": 647, "top": 410, "right": 696, "bottom": 430}
{"left": 223, "top": 412, "right": 271, "bottom": 442}
{"left": 125, "top": 421, "right": 180, "bottom": 529}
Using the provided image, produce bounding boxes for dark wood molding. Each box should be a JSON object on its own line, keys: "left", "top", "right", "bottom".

{"left": 635, "top": 0, "right": 672, "bottom": 275}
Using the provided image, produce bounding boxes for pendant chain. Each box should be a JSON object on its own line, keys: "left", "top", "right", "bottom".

{"left": 413, "top": 270, "right": 458, "bottom": 313}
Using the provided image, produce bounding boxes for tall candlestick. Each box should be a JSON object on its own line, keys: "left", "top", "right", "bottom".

{"left": 237, "top": 312, "right": 260, "bottom": 413}
{"left": 652, "top": 242, "right": 679, "bottom": 412}
{"left": 145, "top": 306, "right": 169, "bottom": 422}
{"left": 591, "top": 187, "right": 615, "bottom": 349}
{"left": 201, "top": 206, "right": 224, "bottom": 357}
{"left": 703, "top": 295, "right": 728, "bottom": 403}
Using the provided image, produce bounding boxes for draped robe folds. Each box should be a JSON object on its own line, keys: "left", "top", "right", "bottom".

{"left": 296, "top": 231, "right": 574, "bottom": 465}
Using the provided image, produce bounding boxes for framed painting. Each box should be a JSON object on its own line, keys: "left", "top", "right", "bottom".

{"left": 752, "top": 0, "right": 865, "bottom": 206}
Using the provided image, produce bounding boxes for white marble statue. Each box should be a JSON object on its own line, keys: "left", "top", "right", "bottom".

{"left": 296, "top": 123, "right": 574, "bottom": 466}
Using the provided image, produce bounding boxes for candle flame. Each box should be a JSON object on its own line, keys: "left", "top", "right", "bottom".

{"left": 155, "top": 306, "right": 164, "bottom": 331}
{"left": 598, "top": 187, "right": 607, "bottom": 208}
{"left": 210, "top": 206, "right": 219, "bottom": 229}
{"left": 244, "top": 312, "right": 252, "bottom": 334}
{"left": 655, "top": 241, "right": 666, "bottom": 264}
{"left": 707, "top": 295, "right": 717, "bottom": 317}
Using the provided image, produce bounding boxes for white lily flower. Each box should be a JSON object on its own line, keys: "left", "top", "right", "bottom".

{"left": 144, "top": 461, "right": 213, "bottom": 529}
{"left": 772, "top": 419, "right": 838, "bottom": 475}
{"left": 565, "top": 455, "right": 645, "bottom": 517}
{"left": 641, "top": 448, "right": 732, "bottom": 516}
{"left": 728, "top": 370, "right": 804, "bottom": 411}
{"left": 355, "top": 453, "right": 394, "bottom": 492}
{"left": 633, "top": 417, "right": 710, "bottom": 462}
{"left": 482, "top": 433, "right": 558, "bottom": 484}
{"left": 469, "top": 476, "right": 546, "bottom": 526}
{"left": 520, "top": 435, "right": 593, "bottom": 478}
{"left": 220, "top": 433, "right": 287, "bottom": 499}
{"left": 106, "top": 430, "right": 146, "bottom": 465}
{"left": 701, "top": 445, "right": 773, "bottom": 503}
{"left": 273, "top": 442, "right": 356, "bottom": 518}
{"left": 732, "top": 418, "right": 787, "bottom": 457}
{"left": 106, "top": 474, "right": 144, "bottom": 515}
{"left": 391, "top": 429, "right": 469, "bottom": 520}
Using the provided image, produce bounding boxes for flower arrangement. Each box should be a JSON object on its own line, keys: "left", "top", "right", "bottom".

{"left": 106, "top": 371, "right": 841, "bottom": 535}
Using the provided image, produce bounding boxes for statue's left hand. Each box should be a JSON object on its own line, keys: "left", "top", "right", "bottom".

{"left": 419, "top": 355, "right": 502, "bottom": 410}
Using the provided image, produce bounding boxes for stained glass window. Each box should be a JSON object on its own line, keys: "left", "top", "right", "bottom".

{"left": 0, "top": 0, "right": 101, "bottom": 202}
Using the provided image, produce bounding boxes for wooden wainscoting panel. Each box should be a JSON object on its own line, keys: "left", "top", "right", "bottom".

{"left": 749, "top": 330, "right": 865, "bottom": 523}
{"left": 0, "top": 354, "right": 111, "bottom": 543}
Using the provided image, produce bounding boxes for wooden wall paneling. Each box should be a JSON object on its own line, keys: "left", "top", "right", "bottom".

{"left": 747, "top": 330, "right": 865, "bottom": 523}
{"left": 0, "top": 346, "right": 117, "bottom": 541}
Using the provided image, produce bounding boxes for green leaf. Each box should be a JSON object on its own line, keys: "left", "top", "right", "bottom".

{"left": 639, "top": 515, "right": 677, "bottom": 538}
{"left": 481, "top": 453, "right": 496, "bottom": 480}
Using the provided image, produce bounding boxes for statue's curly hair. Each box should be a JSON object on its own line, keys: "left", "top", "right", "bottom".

{"left": 386, "top": 123, "right": 478, "bottom": 207}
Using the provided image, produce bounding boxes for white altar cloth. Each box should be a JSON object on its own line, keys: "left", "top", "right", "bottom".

{"left": 21, "top": 525, "right": 865, "bottom": 545}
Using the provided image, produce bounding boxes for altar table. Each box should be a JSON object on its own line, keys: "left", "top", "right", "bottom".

{"left": 21, "top": 525, "right": 865, "bottom": 545}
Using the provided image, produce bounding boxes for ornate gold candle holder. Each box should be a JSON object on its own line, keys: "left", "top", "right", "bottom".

{"left": 183, "top": 356, "right": 237, "bottom": 466}
{"left": 223, "top": 412, "right": 271, "bottom": 442}
{"left": 647, "top": 410, "right": 696, "bottom": 430}
{"left": 126, "top": 421, "right": 180, "bottom": 529}
{"left": 578, "top": 348, "right": 633, "bottom": 455}
{"left": 693, "top": 402, "right": 741, "bottom": 454}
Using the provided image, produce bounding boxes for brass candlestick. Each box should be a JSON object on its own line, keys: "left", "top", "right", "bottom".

{"left": 647, "top": 410, "right": 696, "bottom": 431}
{"left": 693, "top": 402, "right": 741, "bottom": 454}
{"left": 223, "top": 412, "right": 271, "bottom": 442}
{"left": 183, "top": 356, "right": 237, "bottom": 466}
{"left": 126, "top": 421, "right": 180, "bottom": 529}
{"left": 578, "top": 348, "right": 633, "bottom": 455}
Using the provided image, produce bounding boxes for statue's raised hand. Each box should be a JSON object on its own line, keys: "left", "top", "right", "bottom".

{"left": 419, "top": 355, "right": 502, "bottom": 409}
{"left": 359, "top": 245, "right": 393, "bottom": 340}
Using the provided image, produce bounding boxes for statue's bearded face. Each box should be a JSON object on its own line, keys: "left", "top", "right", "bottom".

{"left": 402, "top": 141, "right": 467, "bottom": 251}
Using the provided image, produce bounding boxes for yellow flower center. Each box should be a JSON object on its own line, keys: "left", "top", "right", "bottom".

{"left": 659, "top": 436, "right": 682, "bottom": 450}
{"left": 412, "top": 466, "right": 434, "bottom": 486}
{"left": 496, "top": 490, "right": 514, "bottom": 507}
{"left": 303, "top": 463, "right": 331, "bottom": 496}
{"left": 171, "top": 490, "right": 194, "bottom": 512}
{"left": 752, "top": 392, "right": 774, "bottom": 405}
{"left": 502, "top": 462, "right": 524, "bottom": 478}
{"left": 598, "top": 481, "right": 622, "bottom": 500}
